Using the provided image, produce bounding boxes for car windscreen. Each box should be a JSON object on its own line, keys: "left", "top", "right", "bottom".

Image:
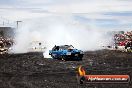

{"left": 59, "top": 45, "right": 74, "bottom": 50}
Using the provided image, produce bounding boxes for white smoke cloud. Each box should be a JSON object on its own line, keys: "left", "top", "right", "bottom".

{"left": 11, "top": 15, "right": 113, "bottom": 58}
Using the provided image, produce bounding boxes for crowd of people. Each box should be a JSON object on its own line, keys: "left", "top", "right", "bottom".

{"left": 0, "top": 36, "right": 13, "bottom": 54}
{"left": 114, "top": 31, "right": 132, "bottom": 51}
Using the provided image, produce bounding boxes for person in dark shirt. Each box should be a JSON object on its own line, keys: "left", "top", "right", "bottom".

{"left": 125, "top": 40, "right": 132, "bottom": 49}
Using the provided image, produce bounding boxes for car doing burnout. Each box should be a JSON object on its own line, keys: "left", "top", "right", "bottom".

{"left": 49, "top": 45, "right": 84, "bottom": 60}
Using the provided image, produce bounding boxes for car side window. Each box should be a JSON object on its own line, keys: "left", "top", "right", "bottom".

{"left": 59, "top": 48, "right": 63, "bottom": 50}
{"left": 56, "top": 46, "right": 59, "bottom": 51}
{"left": 52, "top": 46, "right": 59, "bottom": 51}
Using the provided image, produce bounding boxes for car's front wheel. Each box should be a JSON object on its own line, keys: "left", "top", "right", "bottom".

{"left": 61, "top": 55, "right": 67, "bottom": 61}
{"left": 51, "top": 54, "right": 57, "bottom": 59}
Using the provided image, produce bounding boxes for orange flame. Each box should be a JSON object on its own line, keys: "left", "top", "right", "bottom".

{"left": 78, "top": 66, "right": 86, "bottom": 76}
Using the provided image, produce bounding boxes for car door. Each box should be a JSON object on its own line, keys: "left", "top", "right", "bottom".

{"left": 51, "top": 46, "right": 60, "bottom": 58}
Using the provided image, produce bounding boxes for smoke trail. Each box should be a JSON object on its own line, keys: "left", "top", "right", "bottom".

{"left": 11, "top": 15, "right": 112, "bottom": 57}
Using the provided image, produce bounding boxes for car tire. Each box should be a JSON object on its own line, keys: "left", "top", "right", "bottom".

{"left": 61, "top": 56, "right": 67, "bottom": 61}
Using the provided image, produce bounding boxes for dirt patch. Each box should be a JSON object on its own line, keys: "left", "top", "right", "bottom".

{"left": 0, "top": 50, "right": 132, "bottom": 88}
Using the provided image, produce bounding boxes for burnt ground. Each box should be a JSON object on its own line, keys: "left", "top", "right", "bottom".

{"left": 0, "top": 50, "right": 132, "bottom": 88}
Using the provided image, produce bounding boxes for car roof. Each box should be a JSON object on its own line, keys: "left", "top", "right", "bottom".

{"left": 56, "top": 45, "right": 72, "bottom": 47}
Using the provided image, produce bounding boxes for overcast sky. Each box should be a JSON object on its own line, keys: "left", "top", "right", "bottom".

{"left": 0, "top": 0, "right": 132, "bottom": 30}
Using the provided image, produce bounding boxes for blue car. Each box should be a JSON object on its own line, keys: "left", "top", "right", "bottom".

{"left": 49, "top": 45, "right": 84, "bottom": 61}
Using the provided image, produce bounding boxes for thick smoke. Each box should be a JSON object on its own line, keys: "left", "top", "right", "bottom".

{"left": 11, "top": 15, "right": 112, "bottom": 57}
